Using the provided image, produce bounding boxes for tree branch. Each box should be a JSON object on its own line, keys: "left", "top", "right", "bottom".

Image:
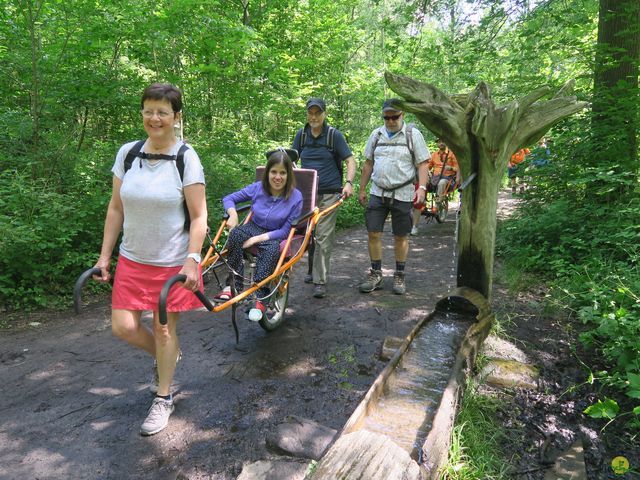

{"left": 385, "top": 71, "right": 468, "bottom": 147}
{"left": 517, "top": 85, "right": 552, "bottom": 111}
{"left": 510, "top": 97, "right": 589, "bottom": 151}
{"left": 553, "top": 79, "right": 576, "bottom": 99}
{"left": 385, "top": 72, "right": 463, "bottom": 114}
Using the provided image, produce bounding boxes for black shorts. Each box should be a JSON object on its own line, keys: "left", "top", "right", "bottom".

{"left": 365, "top": 195, "right": 413, "bottom": 237}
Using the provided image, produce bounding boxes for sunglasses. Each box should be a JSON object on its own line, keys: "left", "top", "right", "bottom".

{"left": 383, "top": 114, "right": 402, "bottom": 121}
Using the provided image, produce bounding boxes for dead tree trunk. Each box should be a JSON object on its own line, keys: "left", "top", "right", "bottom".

{"left": 385, "top": 72, "right": 587, "bottom": 300}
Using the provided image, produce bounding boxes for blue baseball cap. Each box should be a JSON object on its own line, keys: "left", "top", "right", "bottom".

{"left": 306, "top": 98, "right": 326, "bottom": 111}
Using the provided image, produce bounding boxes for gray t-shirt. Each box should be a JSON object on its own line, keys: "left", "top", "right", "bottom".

{"left": 364, "top": 124, "right": 430, "bottom": 202}
{"left": 111, "top": 140, "right": 206, "bottom": 267}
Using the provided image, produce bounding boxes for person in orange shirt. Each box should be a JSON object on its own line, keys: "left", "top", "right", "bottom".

{"left": 428, "top": 139, "right": 460, "bottom": 196}
{"left": 411, "top": 139, "right": 459, "bottom": 235}
{"left": 508, "top": 147, "right": 530, "bottom": 194}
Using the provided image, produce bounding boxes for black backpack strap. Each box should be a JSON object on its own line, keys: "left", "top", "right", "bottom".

{"left": 176, "top": 143, "right": 191, "bottom": 230}
{"left": 327, "top": 126, "right": 335, "bottom": 151}
{"left": 175, "top": 143, "right": 189, "bottom": 182}
{"left": 296, "top": 128, "right": 306, "bottom": 159}
{"left": 326, "top": 126, "right": 343, "bottom": 178}
{"left": 123, "top": 140, "right": 192, "bottom": 231}
{"left": 298, "top": 125, "right": 343, "bottom": 179}
{"left": 123, "top": 140, "right": 146, "bottom": 173}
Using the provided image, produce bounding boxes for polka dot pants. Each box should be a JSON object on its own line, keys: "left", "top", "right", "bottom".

{"left": 227, "top": 221, "right": 281, "bottom": 297}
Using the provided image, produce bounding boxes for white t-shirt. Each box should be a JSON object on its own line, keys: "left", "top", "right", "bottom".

{"left": 111, "top": 140, "right": 205, "bottom": 267}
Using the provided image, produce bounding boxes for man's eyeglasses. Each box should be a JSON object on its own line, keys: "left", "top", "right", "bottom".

{"left": 383, "top": 114, "right": 402, "bottom": 121}
{"left": 142, "top": 110, "right": 174, "bottom": 119}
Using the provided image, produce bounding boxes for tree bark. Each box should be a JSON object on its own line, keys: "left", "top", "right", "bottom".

{"left": 592, "top": 0, "right": 639, "bottom": 183}
{"left": 385, "top": 72, "right": 587, "bottom": 299}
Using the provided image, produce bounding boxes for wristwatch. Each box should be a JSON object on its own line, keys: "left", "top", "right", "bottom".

{"left": 187, "top": 253, "right": 201, "bottom": 264}
{"left": 418, "top": 185, "right": 427, "bottom": 191}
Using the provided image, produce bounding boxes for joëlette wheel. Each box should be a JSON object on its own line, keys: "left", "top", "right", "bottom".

{"left": 436, "top": 198, "right": 449, "bottom": 223}
{"left": 259, "top": 280, "right": 289, "bottom": 331}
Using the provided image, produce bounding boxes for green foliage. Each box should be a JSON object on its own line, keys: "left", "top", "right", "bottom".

{"left": 0, "top": 169, "right": 108, "bottom": 309}
{"left": 497, "top": 120, "right": 640, "bottom": 430}
{"left": 442, "top": 382, "right": 510, "bottom": 479}
{"left": 584, "top": 397, "right": 620, "bottom": 419}
{"left": 0, "top": 0, "right": 619, "bottom": 318}
{"left": 583, "top": 396, "right": 640, "bottom": 435}
{"left": 327, "top": 344, "right": 357, "bottom": 390}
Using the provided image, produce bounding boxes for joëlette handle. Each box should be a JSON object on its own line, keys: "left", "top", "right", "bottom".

{"left": 159, "top": 274, "right": 214, "bottom": 325}
{"left": 73, "top": 267, "right": 103, "bottom": 314}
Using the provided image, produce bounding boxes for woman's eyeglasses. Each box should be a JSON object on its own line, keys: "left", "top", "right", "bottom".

{"left": 142, "top": 110, "right": 174, "bottom": 119}
{"left": 383, "top": 114, "right": 402, "bottom": 121}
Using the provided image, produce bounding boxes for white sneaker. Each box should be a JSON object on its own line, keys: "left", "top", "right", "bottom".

{"left": 410, "top": 225, "right": 418, "bottom": 236}
{"left": 140, "top": 397, "right": 174, "bottom": 436}
{"left": 247, "top": 300, "right": 266, "bottom": 322}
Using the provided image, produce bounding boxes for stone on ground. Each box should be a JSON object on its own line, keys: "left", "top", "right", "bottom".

{"left": 265, "top": 415, "right": 337, "bottom": 460}
{"left": 543, "top": 438, "right": 588, "bottom": 480}
{"left": 236, "top": 459, "right": 309, "bottom": 480}
{"left": 480, "top": 358, "right": 539, "bottom": 390}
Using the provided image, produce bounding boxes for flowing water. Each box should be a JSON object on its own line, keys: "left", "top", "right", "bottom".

{"left": 360, "top": 312, "right": 473, "bottom": 456}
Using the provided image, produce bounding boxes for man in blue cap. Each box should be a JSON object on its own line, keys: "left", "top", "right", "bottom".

{"left": 358, "top": 99, "right": 430, "bottom": 295}
{"left": 292, "top": 98, "right": 356, "bottom": 298}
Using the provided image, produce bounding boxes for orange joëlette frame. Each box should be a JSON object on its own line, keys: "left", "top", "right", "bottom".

{"left": 197, "top": 197, "right": 343, "bottom": 313}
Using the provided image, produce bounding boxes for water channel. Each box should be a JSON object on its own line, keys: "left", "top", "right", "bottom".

{"left": 359, "top": 312, "right": 473, "bottom": 457}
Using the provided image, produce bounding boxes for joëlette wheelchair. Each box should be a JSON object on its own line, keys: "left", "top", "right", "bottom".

{"left": 74, "top": 166, "right": 344, "bottom": 344}
{"left": 421, "top": 175, "right": 458, "bottom": 224}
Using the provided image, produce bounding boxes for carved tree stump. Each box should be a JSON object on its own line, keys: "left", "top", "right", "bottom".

{"left": 385, "top": 72, "right": 587, "bottom": 299}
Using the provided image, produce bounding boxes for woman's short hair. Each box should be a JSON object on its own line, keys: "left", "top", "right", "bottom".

{"left": 141, "top": 83, "right": 182, "bottom": 112}
{"left": 262, "top": 148, "right": 297, "bottom": 199}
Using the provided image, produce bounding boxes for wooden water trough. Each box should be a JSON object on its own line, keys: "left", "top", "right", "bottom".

{"left": 308, "top": 287, "right": 494, "bottom": 480}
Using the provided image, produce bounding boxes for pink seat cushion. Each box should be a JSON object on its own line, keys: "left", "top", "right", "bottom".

{"left": 279, "top": 235, "right": 304, "bottom": 257}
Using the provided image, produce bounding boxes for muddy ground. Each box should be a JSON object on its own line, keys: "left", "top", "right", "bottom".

{"left": 1, "top": 193, "right": 638, "bottom": 479}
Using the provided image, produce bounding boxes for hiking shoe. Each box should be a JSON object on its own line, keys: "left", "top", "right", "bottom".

{"left": 392, "top": 271, "right": 406, "bottom": 295}
{"left": 140, "top": 397, "right": 174, "bottom": 436}
{"left": 410, "top": 225, "right": 418, "bottom": 236}
{"left": 149, "top": 350, "right": 182, "bottom": 394}
{"left": 359, "top": 269, "right": 383, "bottom": 293}
{"left": 304, "top": 274, "right": 313, "bottom": 284}
{"left": 313, "top": 284, "right": 327, "bottom": 298}
{"left": 248, "top": 300, "right": 266, "bottom": 322}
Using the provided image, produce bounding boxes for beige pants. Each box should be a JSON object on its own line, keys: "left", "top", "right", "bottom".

{"left": 312, "top": 193, "right": 341, "bottom": 285}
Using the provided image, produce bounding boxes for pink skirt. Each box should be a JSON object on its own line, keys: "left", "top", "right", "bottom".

{"left": 112, "top": 256, "right": 204, "bottom": 312}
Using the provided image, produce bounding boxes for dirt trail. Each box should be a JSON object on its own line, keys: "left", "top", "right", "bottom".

{"left": 1, "top": 198, "right": 470, "bottom": 480}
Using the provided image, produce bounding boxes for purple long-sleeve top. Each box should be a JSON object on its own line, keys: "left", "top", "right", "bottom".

{"left": 223, "top": 182, "right": 303, "bottom": 241}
